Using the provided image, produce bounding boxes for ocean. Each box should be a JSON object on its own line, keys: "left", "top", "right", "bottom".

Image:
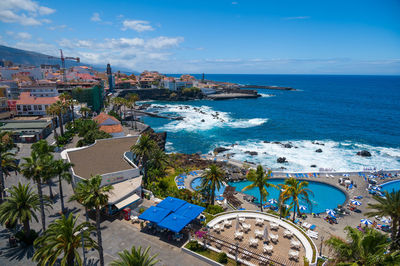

{"left": 141, "top": 74, "right": 400, "bottom": 172}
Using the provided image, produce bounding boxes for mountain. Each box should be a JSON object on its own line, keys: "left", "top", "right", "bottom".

{"left": 0, "top": 45, "right": 139, "bottom": 74}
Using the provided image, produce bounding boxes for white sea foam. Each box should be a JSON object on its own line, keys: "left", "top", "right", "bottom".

{"left": 212, "top": 140, "right": 400, "bottom": 172}
{"left": 259, "top": 93, "right": 275, "bottom": 98}
{"left": 150, "top": 104, "right": 268, "bottom": 132}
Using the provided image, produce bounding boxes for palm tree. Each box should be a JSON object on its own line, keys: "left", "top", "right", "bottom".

{"left": 326, "top": 226, "right": 400, "bottom": 265}
{"left": 126, "top": 93, "right": 139, "bottom": 129}
{"left": 147, "top": 147, "right": 169, "bottom": 173}
{"left": 242, "top": 165, "right": 277, "bottom": 212}
{"left": 366, "top": 190, "right": 400, "bottom": 251}
{"left": 1, "top": 152, "right": 18, "bottom": 181}
{"left": 111, "top": 97, "right": 126, "bottom": 117}
{"left": 52, "top": 159, "right": 73, "bottom": 214}
{"left": 48, "top": 100, "right": 68, "bottom": 137}
{"left": 0, "top": 131, "right": 16, "bottom": 202}
{"left": 79, "top": 106, "right": 91, "bottom": 118}
{"left": 201, "top": 164, "right": 225, "bottom": 205}
{"left": 0, "top": 182, "right": 49, "bottom": 237}
{"left": 33, "top": 214, "right": 97, "bottom": 266}
{"left": 46, "top": 104, "right": 59, "bottom": 139}
{"left": 111, "top": 246, "right": 159, "bottom": 266}
{"left": 32, "top": 140, "right": 56, "bottom": 199}
{"left": 69, "top": 182, "right": 90, "bottom": 222}
{"left": 21, "top": 151, "right": 54, "bottom": 231}
{"left": 131, "top": 134, "right": 158, "bottom": 184}
{"left": 59, "top": 92, "right": 77, "bottom": 124}
{"left": 75, "top": 175, "right": 113, "bottom": 266}
{"left": 279, "top": 177, "right": 313, "bottom": 221}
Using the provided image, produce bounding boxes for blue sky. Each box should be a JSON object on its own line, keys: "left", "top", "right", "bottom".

{"left": 0, "top": 0, "right": 399, "bottom": 74}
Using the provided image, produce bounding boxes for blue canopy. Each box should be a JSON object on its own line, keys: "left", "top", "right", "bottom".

{"left": 158, "top": 213, "right": 193, "bottom": 233}
{"left": 175, "top": 203, "right": 205, "bottom": 221}
{"left": 157, "top": 196, "right": 186, "bottom": 212}
{"left": 138, "top": 206, "right": 171, "bottom": 223}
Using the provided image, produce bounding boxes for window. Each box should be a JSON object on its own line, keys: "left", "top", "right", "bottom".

{"left": 38, "top": 105, "right": 42, "bottom": 110}
{"left": 17, "top": 105, "right": 21, "bottom": 110}
{"left": 27, "top": 105, "right": 32, "bottom": 110}
{"left": 34, "top": 105, "right": 38, "bottom": 110}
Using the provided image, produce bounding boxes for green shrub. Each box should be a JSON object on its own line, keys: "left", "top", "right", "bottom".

{"left": 139, "top": 207, "right": 145, "bottom": 214}
{"left": 187, "top": 240, "right": 202, "bottom": 251}
{"left": 217, "top": 252, "right": 228, "bottom": 264}
{"left": 15, "top": 229, "right": 38, "bottom": 246}
{"left": 205, "top": 205, "right": 224, "bottom": 215}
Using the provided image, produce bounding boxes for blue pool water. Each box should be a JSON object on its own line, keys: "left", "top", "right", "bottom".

{"left": 381, "top": 180, "right": 400, "bottom": 193}
{"left": 191, "top": 177, "right": 226, "bottom": 196}
{"left": 229, "top": 179, "right": 347, "bottom": 214}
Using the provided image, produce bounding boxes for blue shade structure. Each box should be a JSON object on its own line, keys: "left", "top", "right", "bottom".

{"left": 139, "top": 206, "right": 171, "bottom": 223}
{"left": 175, "top": 203, "right": 205, "bottom": 221}
{"left": 158, "top": 213, "right": 193, "bottom": 233}
{"left": 156, "top": 196, "right": 187, "bottom": 212}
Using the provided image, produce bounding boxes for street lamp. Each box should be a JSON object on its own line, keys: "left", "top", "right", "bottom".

{"left": 74, "top": 226, "right": 89, "bottom": 266}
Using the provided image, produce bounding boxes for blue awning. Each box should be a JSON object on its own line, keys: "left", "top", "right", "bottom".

{"left": 158, "top": 213, "right": 193, "bottom": 233}
{"left": 156, "top": 196, "right": 186, "bottom": 212}
{"left": 138, "top": 206, "right": 171, "bottom": 223}
{"left": 175, "top": 203, "right": 205, "bottom": 221}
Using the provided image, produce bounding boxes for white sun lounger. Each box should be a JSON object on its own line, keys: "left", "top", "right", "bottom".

{"left": 255, "top": 218, "right": 264, "bottom": 226}
{"left": 290, "top": 240, "right": 301, "bottom": 249}
{"left": 242, "top": 223, "right": 251, "bottom": 232}
{"left": 270, "top": 223, "right": 279, "bottom": 230}
{"left": 239, "top": 217, "right": 246, "bottom": 222}
{"left": 213, "top": 224, "right": 221, "bottom": 232}
{"left": 223, "top": 220, "right": 232, "bottom": 228}
{"left": 249, "top": 237, "right": 258, "bottom": 247}
{"left": 289, "top": 250, "right": 299, "bottom": 261}
{"left": 234, "top": 231, "right": 244, "bottom": 240}
{"left": 263, "top": 244, "right": 273, "bottom": 254}
{"left": 283, "top": 230, "right": 293, "bottom": 238}
{"left": 255, "top": 229, "right": 263, "bottom": 238}
{"left": 270, "top": 233, "right": 278, "bottom": 243}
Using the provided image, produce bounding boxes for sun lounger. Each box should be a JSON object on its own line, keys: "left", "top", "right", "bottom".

{"left": 283, "top": 230, "right": 293, "bottom": 238}
{"left": 269, "top": 233, "right": 278, "bottom": 243}
{"left": 263, "top": 244, "right": 273, "bottom": 254}
{"left": 223, "top": 220, "right": 232, "bottom": 228}
{"left": 270, "top": 223, "right": 279, "bottom": 230}
{"left": 302, "top": 222, "right": 311, "bottom": 229}
{"left": 306, "top": 230, "right": 319, "bottom": 239}
{"left": 239, "top": 217, "right": 246, "bottom": 222}
{"left": 242, "top": 223, "right": 251, "bottom": 232}
{"left": 289, "top": 250, "right": 299, "bottom": 261}
{"left": 234, "top": 231, "right": 243, "bottom": 240}
{"left": 213, "top": 224, "right": 221, "bottom": 233}
{"left": 310, "top": 224, "right": 316, "bottom": 230}
{"left": 249, "top": 237, "right": 258, "bottom": 247}
{"left": 130, "top": 215, "right": 139, "bottom": 223}
{"left": 290, "top": 240, "right": 301, "bottom": 249}
{"left": 256, "top": 218, "right": 264, "bottom": 226}
{"left": 255, "top": 229, "right": 263, "bottom": 239}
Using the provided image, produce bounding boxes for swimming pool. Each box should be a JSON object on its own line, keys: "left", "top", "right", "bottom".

{"left": 229, "top": 179, "right": 347, "bottom": 214}
{"left": 381, "top": 180, "right": 400, "bottom": 193}
{"left": 191, "top": 177, "right": 226, "bottom": 196}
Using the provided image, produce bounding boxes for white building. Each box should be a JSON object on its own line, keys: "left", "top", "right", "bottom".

{"left": 19, "top": 80, "right": 58, "bottom": 97}
{"left": 0, "top": 67, "right": 43, "bottom": 80}
{"left": 15, "top": 92, "right": 58, "bottom": 116}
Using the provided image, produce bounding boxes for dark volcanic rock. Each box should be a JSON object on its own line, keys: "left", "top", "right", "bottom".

{"left": 283, "top": 143, "right": 293, "bottom": 148}
{"left": 315, "top": 149, "right": 323, "bottom": 153}
{"left": 201, "top": 119, "right": 205, "bottom": 122}
{"left": 273, "top": 141, "right": 281, "bottom": 144}
{"left": 277, "top": 157, "right": 287, "bottom": 163}
{"left": 310, "top": 165, "right": 317, "bottom": 168}
{"left": 357, "top": 150, "right": 372, "bottom": 157}
{"left": 214, "top": 147, "right": 230, "bottom": 154}
{"left": 263, "top": 141, "right": 270, "bottom": 143}
{"left": 245, "top": 151, "right": 258, "bottom": 156}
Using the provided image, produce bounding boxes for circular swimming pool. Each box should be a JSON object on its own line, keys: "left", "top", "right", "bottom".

{"left": 191, "top": 177, "right": 226, "bottom": 196}
{"left": 381, "top": 180, "right": 400, "bottom": 193}
{"left": 229, "top": 179, "right": 347, "bottom": 214}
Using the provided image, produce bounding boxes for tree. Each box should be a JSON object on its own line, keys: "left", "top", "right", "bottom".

{"left": 33, "top": 214, "right": 97, "bottom": 266}
{"left": 111, "top": 246, "right": 159, "bottom": 266}
{"left": 1, "top": 152, "right": 18, "bottom": 183}
{"left": 111, "top": 97, "right": 126, "bottom": 117}
{"left": 48, "top": 100, "right": 68, "bottom": 137}
{"left": 52, "top": 159, "right": 73, "bottom": 214}
{"left": 201, "top": 164, "right": 225, "bottom": 205}
{"left": 326, "top": 226, "right": 400, "bottom": 265}
{"left": 21, "top": 146, "right": 54, "bottom": 231}
{"left": 46, "top": 104, "right": 60, "bottom": 140}
{"left": 147, "top": 147, "right": 169, "bottom": 175}
{"left": 279, "top": 177, "right": 313, "bottom": 221}
{"left": 32, "top": 140, "right": 56, "bottom": 199}
{"left": 0, "top": 131, "right": 16, "bottom": 202}
{"left": 74, "top": 175, "right": 113, "bottom": 266}
{"left": 79, "top": 106, "right": 91, "bottom": 118}
{"left": 0, "top": 182, "right": 49, "bottom": 237}
{"left": 130, "top": 134, "right": 158, "bottom": 184}
{"left": 59, "top": 92, "right": 77, "bottom": 124}
{"left": 126, "top": 93, "right": 139, "bottom": 129}
{"left": 242, "top": 165, "right": 277, "bottom": 212}
{"left": 366, "top": 190, "right": 400, "bottom": 251}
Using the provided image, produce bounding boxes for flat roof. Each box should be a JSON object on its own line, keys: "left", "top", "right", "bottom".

{"left": 67, "top": 136, "right": 139, "bottom": 179}
{"left": 0, "top": 121, "right": 51, "bottom": 130}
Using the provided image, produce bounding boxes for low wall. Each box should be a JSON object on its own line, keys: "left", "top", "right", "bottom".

{"left": 182, "top": 246, "right": 224, "bottom": 266}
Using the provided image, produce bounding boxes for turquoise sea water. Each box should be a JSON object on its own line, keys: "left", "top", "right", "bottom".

{"left": 381, "top": 180, "right": 400, "bottom": 193}
{"left": 142, "top": 74, "right": 400, "bottom": 172}
{"left": 228, "top": 179, "right": 346, "bottom": 214}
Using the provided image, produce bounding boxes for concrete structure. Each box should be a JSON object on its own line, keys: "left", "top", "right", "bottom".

{"left": 19, "top": 80, "right": 58, "bottom": 97}
{"left": 161, "top": 77, "right": 196, "bottom": 91}
{"left": 15, "top": 92, "right": 58, "bottom": 116}
{"left": 0, "top": 81, "right": 19, "bottom": 99}
{"left": 71, "top": 84, "right": 104, "bottom": 113}
{"left": 0, "top": 97, "right": 12, "bottom": 119}
{"left": 0, "top": 120, "right": 52, "bottom": 142}
{"left": 93, "top": 112, "right": 124, "bottom": 137}
{"left": 65, "top": 136, "right": 142, "bottom": 214}
{"left": 0, "top": 66, "right": 43, "bottom": 80}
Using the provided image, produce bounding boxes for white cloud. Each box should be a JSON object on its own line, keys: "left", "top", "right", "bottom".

{"left": 0, "top": 0, "right": 55, "bottom": 26}
{"left": 122, "top": 20, "right": 154, "bottom": 32}
{"left": 16, "top": 32, "right": 32, "bottom": 40}
{"left": 145, "top": 36, "right": 184, "bottom": 49}
{"left": 13, "top": 41, "right": 58, "bottom": 56}
{"left": 48, "top": 24, "right": 67, "bottom": 31}
{"left": 91, "top": 12, "right": 101, "bottom": 22}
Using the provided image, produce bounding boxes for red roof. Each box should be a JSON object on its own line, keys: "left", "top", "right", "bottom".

{"left": 93, "top": 112, "right": 120, "bottom": 125}
{"left": 99, "top": 124, "right": 123, "bottom": 134}
{"left": 16, "top": 92, "right": 59, "bottom": 105}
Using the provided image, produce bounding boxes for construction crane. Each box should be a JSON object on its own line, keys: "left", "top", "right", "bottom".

{"left": 48, "top": 49, "right": 80, "bottom": 82}
{"left": 59, "top": 49, "right": 80, "bottom": 82}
